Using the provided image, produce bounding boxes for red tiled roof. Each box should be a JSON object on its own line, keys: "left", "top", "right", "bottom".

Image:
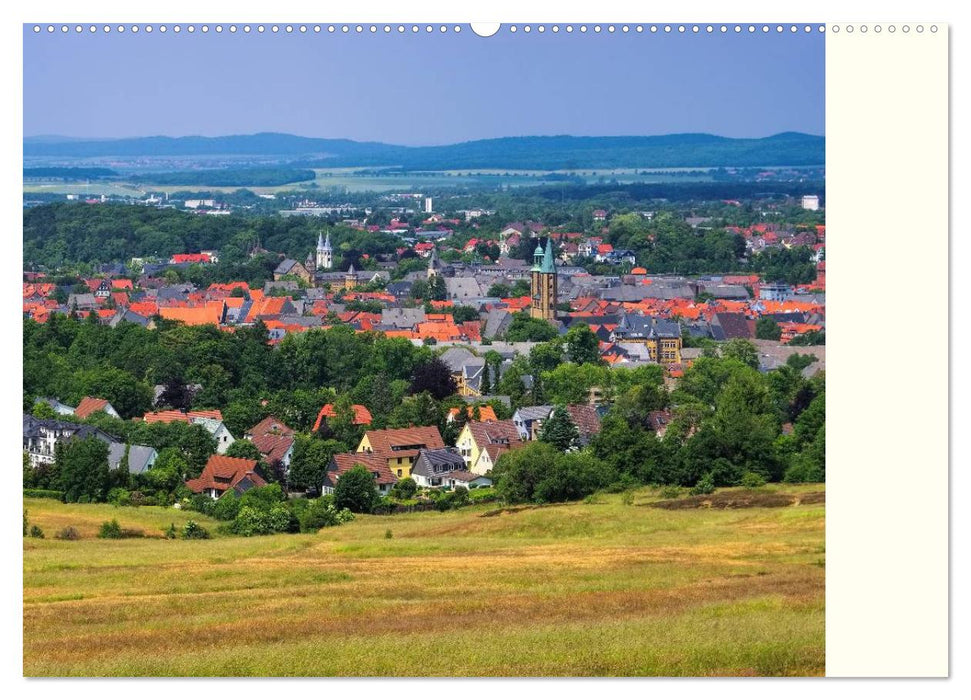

{"left": 313, "top": 404, "right": 374, "bottom": 432}
{"left": 328, "top": 452, "right": 397, "bottom": 486}
{"left": 251, "top": 433, "right": 295, "bottom": 464}
{"left": 74, "top": 396, "right": 110, "bottom": 419}
{"left": 185, "top": 455, "right": 265, "bottom": 495}
{"left": 465, "top": 419, "right": 523, "bottom": 451}
{"left": 143, "top": 410, "right": 190, "bottom": 424}
{"left": 246, "top": 416, "right": 295, "bottom": 438}
{"left": 448, "top": 405, "right": 498, "bottom": 423}
{"left": 361, "top": 425, "right": 445, "bottom": 460}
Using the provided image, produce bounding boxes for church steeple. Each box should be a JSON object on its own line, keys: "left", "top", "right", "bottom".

{"left": 317, "top": 231, "right": 333, "bottom": 270}
{"left": 532, "top": 240, "right": 545, "bottom": 270}
{"left": 530, "top": 237, "right": 557, "bottom": 322}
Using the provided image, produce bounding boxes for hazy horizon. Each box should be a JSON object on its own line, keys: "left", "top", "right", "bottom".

{"left": 24, "top": 26, "right": 824, "bottom": 144}
{"left": 22, "top": 130, "right": 825, "bottom": 146}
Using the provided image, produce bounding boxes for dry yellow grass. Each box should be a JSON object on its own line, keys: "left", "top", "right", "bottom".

{"left": 23, "top": 485, "right": 824, "bottom": 677}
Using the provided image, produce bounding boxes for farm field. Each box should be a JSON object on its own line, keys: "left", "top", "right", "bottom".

{"left": 22, "top": 485, "right": 824, "bottom": 677}
{"left": 22, "top": 166, "right": 719, "bottom": 197}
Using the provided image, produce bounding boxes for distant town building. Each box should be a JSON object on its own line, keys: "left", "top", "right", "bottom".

{"left": 316, "top": 231, "right": 333, "bottom": 270}
{"left": 759, "top": 282, "right": 792, "bottom": 302}
{"left": 801, "top": 195, "right": 820, "bottom": 211}
{"left": 530, "top": 238, "right": 557, "bottom": 321}
{"left": 424, "top": 197, "right": 433, "bottom": 213}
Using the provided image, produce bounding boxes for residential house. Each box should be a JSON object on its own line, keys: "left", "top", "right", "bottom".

{"left": 512, "top": 405, "right": 554, "bottom": 441}
{"left": 273, "top": 259, "right": 313, "bottom": 286}
{"left": 409, "top": 448, "right": 468, "bottom": 488}
{"left": 125, "top": 445, "right": 159, "bottom": 475}
{"left": 563, "top": 404, "right": 603, "bottom": 446}
{"left": 356, "top": 425, "right": 445, "bottom": 479}
{"left": 610, "top": 314, "right": 683, "bottom": 364}
{"left": 322, "top": 452, "right": 397, "bottom": 496}
{"left": 244, "top": 416, "right": 295, "bottom": 440}
{"left": 185, "top": 455, "right": 266, "bottom": 499}
{"left": 73, "top": 396, "right": 120, "bottom": 420}
{"left": 141, "top": 409, "right": 236, "bottom": 454}
{"left": 446, "top": 405, "right": 498, "bottom": 424}
{"left": 313, "top": 404, "right": 373, "bottom": 433}
{"left": 456, "top": 419, "right": 523, "bottom": 474}
{"left": 22, "top": 414, "right": 122, "bottom": 469}
{"left": 251, "top": 433, "right": 295, "bottom": 474}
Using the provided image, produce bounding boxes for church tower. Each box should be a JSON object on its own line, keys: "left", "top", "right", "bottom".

{"left": 317, "top": 231, "right": 333, "bottom": 270}
{"left": 344, "top": 264, "right": 357, "bottom": 291}
{"left": 427, "top": 246, "right": 440, "bottom": 279}
{"left": 530, "top": 237, "right": 557, "bottom": 321}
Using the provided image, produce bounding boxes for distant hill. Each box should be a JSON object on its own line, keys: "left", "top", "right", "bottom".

{"left": 23, "top": 132, "right": 824, "bottom": 169}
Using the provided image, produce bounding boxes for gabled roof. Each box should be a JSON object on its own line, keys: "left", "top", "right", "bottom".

{"left": 185, "top": 455, "right": 265, "bottom": 495}
{"left": 251, "top": 433, "right": 295, "bottom": 464}
{"left": 326, "top": 452, "right": 397, "bottom": 487}
{"left": 564, "top": 404, "right": 602, "bottom": 445}
{"left": 465, "top": 419, "right": 523, "bottom": 450}
{"left": 73, "top": 396, "right": 111, "bottom": 419}
{"left": 361, "top": 425, "right": 445, "bottom": 460}
{"left": 514, "top": 405, "right": 553, "bottom": 422}
{"left": 448, "top": 405, "right": 498, "bottom": 423}
{"left": 246, "top": 415, "right": 295, "bottom": 439}
{"left": 313, "top": 404, "right": 374, "bottom": 432}
{"left": 411, "top": 448, "right": 467, "bottom": 478}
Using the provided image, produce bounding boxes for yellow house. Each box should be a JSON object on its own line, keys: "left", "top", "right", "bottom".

{"left": 610, "top": 314, "right": 683, "bottom": 365}
{"left": 356, "top": 425, "right": 445, "bottom": 479}
{"left": 455, "top": 419, "right": 523, "bottom": 474}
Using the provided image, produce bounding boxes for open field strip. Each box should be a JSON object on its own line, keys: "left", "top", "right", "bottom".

{"left": 23, "top": 485, "right": 824, "bottom": 676}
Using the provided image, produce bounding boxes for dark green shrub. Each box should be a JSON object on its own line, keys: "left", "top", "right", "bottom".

{"left": 29, "top": 525, "right": 45, "bottom": 539}
{"left": 98, "top": 519, "right": 122, "bottom": 539}
{"left": 740, "top": 471, "right": 767, "bottom": 489}
{"left": 163, "top": 523, "right": 177, "bottom": 539}
{"left": 107, "top": 488, "right": 131, "bottom": 506}
{"left": 690, "top": 473, "right": 716, "bottom": 496}
{"left": 23, "top": 489, "right": 64, "bottom": 500}
{"left": 299, "top": 499, "right": 354, "bottom": 532}
{"left": 182, "top": 520, "right": 211, "bottom": 540}
{"left": 659, "top": 485, "right": 682, "bottom": 499}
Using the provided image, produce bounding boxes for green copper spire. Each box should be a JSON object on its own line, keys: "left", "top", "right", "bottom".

{"left": 532, "top": 240, "right": 545, "bottom": 271}
{"left": 540, "top": 236, "right": 556, "bottom": 274}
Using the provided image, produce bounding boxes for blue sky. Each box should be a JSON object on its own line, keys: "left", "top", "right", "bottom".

{"left": 23, "top": 25, "right": 824, "bottom": 145}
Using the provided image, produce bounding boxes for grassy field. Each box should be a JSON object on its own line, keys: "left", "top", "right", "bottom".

{"left": 22, "top": 485, "right": 824, "bottom": 677}
{"left": 23, "top": 166, "right": 716, "bottom": 197}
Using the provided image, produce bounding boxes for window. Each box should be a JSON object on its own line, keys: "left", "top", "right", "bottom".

{"left": 397, "top": 469, "right": 402, "bottom": 477}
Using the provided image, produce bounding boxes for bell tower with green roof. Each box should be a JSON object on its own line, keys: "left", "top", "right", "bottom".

{"left": 530, "top": 237, "right": 558, "bottom": 321}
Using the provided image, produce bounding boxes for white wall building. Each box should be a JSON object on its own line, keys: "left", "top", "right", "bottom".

{"left": 801, "top": 195, "right": 820, "bottom": 211}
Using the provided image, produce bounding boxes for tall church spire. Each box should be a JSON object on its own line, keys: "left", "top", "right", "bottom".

{"left": 316, "top": 230, "right": 333, "bottom": 270}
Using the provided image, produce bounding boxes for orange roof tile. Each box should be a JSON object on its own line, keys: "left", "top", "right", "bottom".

{"left": 74, "top": 396, "right": 110, "bottom": 419}
{"left": 314, "top": 404, "right": 374, "bottom": 432}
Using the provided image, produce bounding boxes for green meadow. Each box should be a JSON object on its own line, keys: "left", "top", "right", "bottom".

{"left": 23, "top": 485, "right": 824, "bottom": 677}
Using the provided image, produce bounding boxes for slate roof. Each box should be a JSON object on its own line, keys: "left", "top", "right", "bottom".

{"left": 411, "top": 448, "right": 468, "bottom": 478}
{"left": 515, "top": 405, "right": 554, "bottom": 422}
{"left": 710, "top": 312, "right": 755, "bottom": 340}
{"left": 274, "top": 259, "right": 300, "bottom": 275}
{"left": 612, "top": 314, "right": 682, "bottom": 340}
{"left": 126, "top": 445, "right": 158, "bottom": 474}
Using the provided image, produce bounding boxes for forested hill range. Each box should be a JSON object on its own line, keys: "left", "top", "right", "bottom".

{"left": 23, "top": 132, "right": 824, "bottom": 169}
